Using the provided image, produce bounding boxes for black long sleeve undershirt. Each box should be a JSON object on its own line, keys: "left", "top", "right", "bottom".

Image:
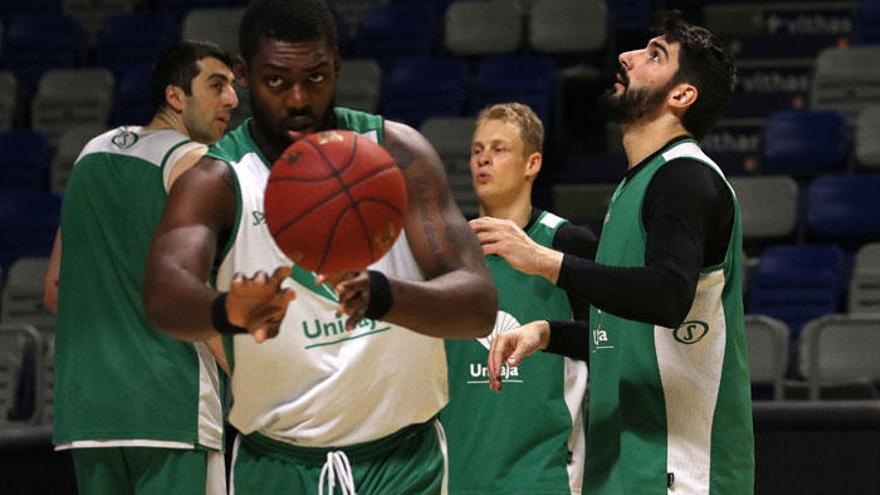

{"left": 520, "top": 208, "right": 597, "bottom": 321}
{"left": 546, "top": 136, "right": 734, "bottom": 361}
{"left": 551, "top": 221, "right": 597, "bottom": 321}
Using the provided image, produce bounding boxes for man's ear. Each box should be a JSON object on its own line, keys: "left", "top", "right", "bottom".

{"left": 525, "top": 152, "right": 542, "bottom": 180}
{"left": 669, "top": 82, "right": 698, "bottom": 112}
{"left": 234, "top": 55, "right": 249, "bottom": 88}
{"left": 164, "top": 85, "right": 185, "bottom": 113}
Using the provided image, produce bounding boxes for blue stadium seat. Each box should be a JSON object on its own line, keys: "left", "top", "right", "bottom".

{"left": 0, "top": 188, "right": 60, "bottom": 272}
{"left": 394, "top": 0, "right": 453, "bottom": 12}
{"left": 470, "top": 56, "right": 556, "bottom": 127}
{"left": 806, "top": 174, "right": 880, "bottom": 243}
{"left": 111, "top": 65, "right": 154, "bottom": 127}
{"left": 2, "top": 15, "right": 81, "bottom": 95}
{"left": 855, "top": 0, "right": 880, "bottom": 44}
{"left": 354, "top": 3, "right": 440, "bottom": 67}
{"left": 748, "top": 244, "right": 846, "bottom": 338}
{"left": 609, "top": 0, "right": 656, "bottom": 32}
{"left": 0, "top": 0, "right": 59, "bottom": 23}
{"left": 381, "top": 57, "right": 467, "bottom": 128}
{"left": 761, "top": 111, "right": 849, "bottom": 176}
{"left": 96, "top": 14, "right": 176, "bottom": 74}
{"left": 0, "top": 131, "right": 52, "bottom": 188}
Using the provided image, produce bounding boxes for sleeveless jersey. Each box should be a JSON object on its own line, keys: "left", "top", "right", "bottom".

{"left": 442, "top": 210, "right": 588, "bottom": 494}
{"left": 585, "top": 140, "right": 754, "bottom": 494}
{"left": 206, "top": 108, "right": 448, "bottom": 447}
{"left": 54, "top": 127, "right": 223, "bottom": 451}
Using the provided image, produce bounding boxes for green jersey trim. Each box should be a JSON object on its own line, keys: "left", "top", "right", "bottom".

{"left": 223, "top": 335, "right": 235, "bottom": 374}
{"left": 160, "top": 138, "right": 195, "bottom": 169}
{"left": 290, "top": 266, "right": 339, "bottom": 302}
{"left": 241, "top": 120, "right": 273, "bottom": 171}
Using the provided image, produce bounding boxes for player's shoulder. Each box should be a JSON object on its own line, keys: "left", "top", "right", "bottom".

{"left": 382, "top": 119, "right": 436, "bottom": 163}
{"left": 76, "top": 126, "right": 191, "bottom": 167}
{"left": 205, "top": 120, "right": 253, "bottom": 164}
{"left": 654, "top": 157, "right": 728, "bottom": 195}
{"left": 382, "top": 118, "right": 420, "bottom": 144}
{"left": 78, "top": 126, "right": 143, "bottom": 157}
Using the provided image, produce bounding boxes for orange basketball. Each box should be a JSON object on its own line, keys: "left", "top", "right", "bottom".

{"left": 264, "top": 130, "right": 407, "bottom": 274}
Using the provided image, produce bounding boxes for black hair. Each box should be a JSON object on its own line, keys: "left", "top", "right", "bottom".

{"left": 151, "top": 40, "right": 234, "bottom": 114}
{"left": 239, "top": 0, "right": 338, "bottom": 63}
{"left": 654, "top": 10, "right": 736, "bottom": 140}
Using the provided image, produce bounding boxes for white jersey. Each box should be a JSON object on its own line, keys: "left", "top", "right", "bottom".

{"left": 207, "top": 116, "right": 448, "bottom": 447}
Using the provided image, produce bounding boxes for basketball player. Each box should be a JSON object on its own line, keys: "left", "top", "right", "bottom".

{"left": 141, "top": 1, "right": 496, "bottom": 494}
{"left": 51, "top": 41, "right": 237, "bottom": 494}
{"left": 483, "top": 12, "right": 755, "bottom": 495}
{"left": 440, "top": 103, "right": 594, "bottom": 494}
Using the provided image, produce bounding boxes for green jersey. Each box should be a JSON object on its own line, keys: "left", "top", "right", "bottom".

{"left": 585, "top": 140, "right": 754, "bottom": 494}
{"left": 54, "top": 127, "right": 223, "bottom": 451}
{"left": 442, "top": 210, "right": 588, "bottom": 494}
{"left": 206, "top": 109, "right": 448, "bottom": 447}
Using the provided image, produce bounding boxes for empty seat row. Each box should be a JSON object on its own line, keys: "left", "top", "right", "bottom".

{"left": 746, "top": 314, "right": 880, "bottom": 401}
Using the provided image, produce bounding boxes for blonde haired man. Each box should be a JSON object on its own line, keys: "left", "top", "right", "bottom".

{"left": 442, "top": 102, "right": 596, "bottom": 494}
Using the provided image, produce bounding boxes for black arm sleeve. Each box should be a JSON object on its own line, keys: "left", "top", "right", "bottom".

{"left": 554, "top": 158, "right": 733, "bottom": 329}
{"left": 552, "top": 222, "right": 598, "bottom": 321}
{"left": 552, "top": 222, "right": 598, "bottom": 261}
{"left": 546, "top": 319, "right": 590, "bottom": 361}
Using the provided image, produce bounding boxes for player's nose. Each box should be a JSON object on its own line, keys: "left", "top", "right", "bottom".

{"left": 285, "top": 83, "right": 308, "bottom": 108}
{"left": 224, "top": 85, "right": 239, "bottom": 108}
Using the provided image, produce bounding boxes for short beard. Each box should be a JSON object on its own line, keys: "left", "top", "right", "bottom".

{"left": 600, "top": 80, "right": 675, "bottom": 125}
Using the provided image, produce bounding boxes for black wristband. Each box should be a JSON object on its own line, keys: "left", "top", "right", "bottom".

{"left": 211, "top": 293, "right": 247, "bottom": 335}
{"left": 364, "top": 270, "right": 393, "bottom": 320}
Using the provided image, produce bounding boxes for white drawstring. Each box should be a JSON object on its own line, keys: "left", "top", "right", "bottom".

{"left": 318, "top": 450, "right": 357, "bottom": 495}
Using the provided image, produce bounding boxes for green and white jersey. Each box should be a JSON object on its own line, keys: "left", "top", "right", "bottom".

{"left": 586, "top": 140, "right": 754, "bottom": 494}
{"left": 442, "top": 210, "right": 587, "bottom": 495}
{"left": 54, "top": 127, "right": 223, "bottom": 451}
{"left": 207, "top": 109, "right": 448, "bottom": 447}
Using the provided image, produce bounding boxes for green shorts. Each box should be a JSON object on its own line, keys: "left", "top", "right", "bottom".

{"left": 71, "top": 446, "right": 225, "bottom": 495}
{"left": 232, "top": 419, "right": 448, "bottom": 495}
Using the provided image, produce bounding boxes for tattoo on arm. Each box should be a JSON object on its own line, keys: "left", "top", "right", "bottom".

{"left": 415, "top": 175, "right": 440, "bottom": 255}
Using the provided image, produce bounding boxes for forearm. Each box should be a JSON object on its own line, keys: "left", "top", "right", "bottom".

{"left": 143, "top": 261, "right": 219, "bottom": 342}
{"left": 532, "top": 245, "right": 565, "bottom": 284}
{"left": 557, "top": 256, "right": 694, "bottom": 328}
{"left": 384, "top": 268, "right": 496, "bottom": 339}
